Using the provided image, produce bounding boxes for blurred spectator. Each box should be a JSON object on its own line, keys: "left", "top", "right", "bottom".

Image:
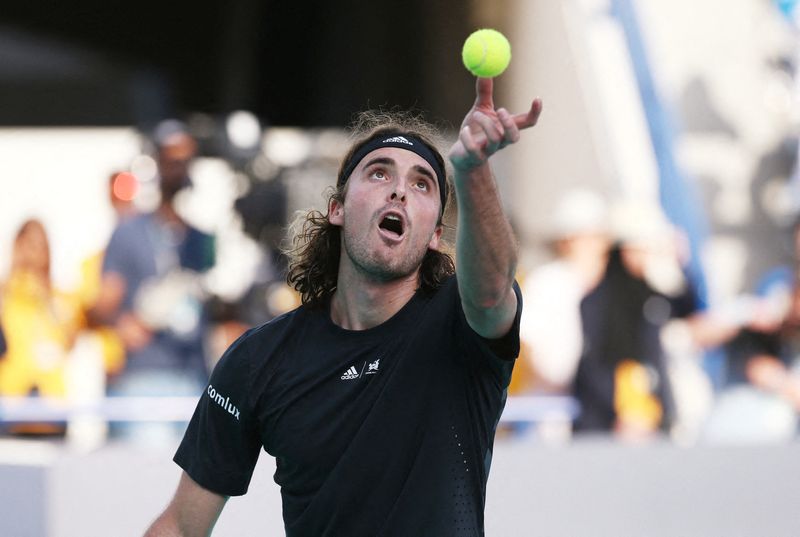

{"left": 242, "top": 179, "right": 299, "bottom": 322}
{"left": 90, "top": 121, "right": 215, "bottom": 441}
{"left": 234, "top": 172, "right": 289, "bottom": 282}
{"left": 521, "top": 188, "right": 611, "bottom": 395}
{"left": 0, "top": 219, "right": 79, "bottom": 396}
{"left": 703, "top": 302, "right": 799, "bottom": 442}
{"left": 704, "top": 234, "right": 800, "bottom": 443}
{"left": 75, "top": 171, "right": 140, "bottom": 378}
{"left": 207, "top": 170, "right": 296, "bottom": 353}
{"left": 0, "top": 219, "right": 81, "bottom": 434}
{"left": 572, "top": 202, "right": 749, "bottom": 441}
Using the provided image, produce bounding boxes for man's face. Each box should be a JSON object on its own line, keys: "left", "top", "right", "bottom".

{"left": 157, "top": 133, "right": 196, "bottom": 198}
{"left": 329, "top": 147, "right": 443, "bottom": 282}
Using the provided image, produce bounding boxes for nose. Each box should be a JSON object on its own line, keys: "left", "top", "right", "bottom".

{"left": 390, "top": 179, "right": 406, "bottom": 203}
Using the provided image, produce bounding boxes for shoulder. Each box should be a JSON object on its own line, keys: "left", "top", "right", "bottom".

{"left": 415, "top": 274, "right": 460, "bottom": 317}
{"left": 121, "top": 213, "right": 152, "bottom": 232}
{"left": 108, "top": 214, "right": 151, "bottom": 243}
{"left": 425, "top": 274, "right": 521, "bottom": 332}
{"left": 104, "top": 215, "right": 153, "bottom": 271}
{"left": 429, "top": 273, "right": 460, "bottom": 300}
{"left": 208, "top": 306, "right": 310, "bottom": 402}
{"left": 220, "top": 306, "right": 307, "bottom": 367}
{"left": 242, "top": 305, "right": 305, "bottom": 342}
{"left": 254, "top": 305, "right": 309, "bottom": 335}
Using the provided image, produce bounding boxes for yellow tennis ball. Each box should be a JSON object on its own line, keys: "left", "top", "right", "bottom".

{"left": 461, "top": 29, "right": 511, "bottom": 78}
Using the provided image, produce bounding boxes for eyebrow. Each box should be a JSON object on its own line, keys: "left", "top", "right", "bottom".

{"left": 361, "top": 156, "right": 437, "bottom": 184}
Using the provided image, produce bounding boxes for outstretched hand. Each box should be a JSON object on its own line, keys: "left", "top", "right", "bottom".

{"left": 448, "top": 78, "right": 542, "bottom": 172}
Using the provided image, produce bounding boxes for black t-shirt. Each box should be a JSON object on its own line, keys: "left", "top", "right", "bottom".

{"left": 174, "top": 275, "right": 520, "bottom": 537}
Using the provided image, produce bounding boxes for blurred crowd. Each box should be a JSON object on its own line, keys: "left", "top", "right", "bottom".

{"left": 515, "top": 188, "right": 800, "bottom": 445}
{"left": 1, "top": 119, "right": 800, "bottom": 449}
{"left": 0, "top": 120, "right": 298, "bottom": 446}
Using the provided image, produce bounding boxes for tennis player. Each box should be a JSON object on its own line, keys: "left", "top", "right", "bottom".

{"left": 145, "top": 78, "right": 541, "bottom": 536}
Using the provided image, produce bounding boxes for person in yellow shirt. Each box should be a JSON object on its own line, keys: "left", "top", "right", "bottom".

{"left": 0, "top": 219, "right": 79, "bottom": 397}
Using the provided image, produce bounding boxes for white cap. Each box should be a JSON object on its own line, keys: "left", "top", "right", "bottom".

{"left": 548, "top": 188, "right": 610, "bottom": 239}
{"left": 610, "top": 199, "right": 673, "bottom": 244}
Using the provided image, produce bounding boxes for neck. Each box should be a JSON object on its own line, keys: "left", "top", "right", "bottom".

{"left": 329, "top": 263, "right": 419, "bottom": 331}
{"left": 156, "top": 201, "right": 183, "bottom": 225}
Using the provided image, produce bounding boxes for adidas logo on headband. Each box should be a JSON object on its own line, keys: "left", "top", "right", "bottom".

{"left": 382, "top": 136, "right": 413, "bottom": 146}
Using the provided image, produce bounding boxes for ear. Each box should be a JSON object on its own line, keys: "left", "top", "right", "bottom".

{"left": 328, "top": 197, "right": 344, "bottom": 226}
{"left": 427, "top": 224, "right": 443, "bottom": 251}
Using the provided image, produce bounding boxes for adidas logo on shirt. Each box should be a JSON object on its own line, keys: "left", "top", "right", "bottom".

{"left": 340, "top": 359, "right": 381, "bottom": 381}
{"left": 382, "top": 135, "right": 413, "bottom": 146}
{"left": 341, "top": 366, "right": 359, "bottom": 380}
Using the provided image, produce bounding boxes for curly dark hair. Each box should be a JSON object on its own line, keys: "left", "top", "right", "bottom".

{"left": 284, "top": 110, "right": 456, "bottom": 308}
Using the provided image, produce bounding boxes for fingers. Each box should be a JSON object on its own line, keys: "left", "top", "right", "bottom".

{"left": 474, "top": 77, "right": 495, "bottom": 110}
{"left": 461, "top": 109, "right": 514, "bottom": 161}
{"left": 452, "top": 125, "right": 483, "bottom": 170}
{"left": 497, "top": 108, "right": 520, "bottom": 148}
{"left": 460, "top": 125, "right": 481, "bottom": 157}
{"left": 453, "top": 111, "right": 500, "bottom": 169}
{"left": 512, "top": 98, "right": 543, "bottom": 130}
{"left": 452, "top": 91, "right": 542, "bottom": 171}
{"left": 472, "top": 110, "right": 503, "bottom": 154}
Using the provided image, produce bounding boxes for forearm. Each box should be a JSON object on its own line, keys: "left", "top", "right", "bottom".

{"left": 446, "top": 78, "right": 540, "bottom": 337}
{"left": 144, "top": 512, "right": 184, "bottom": 537}
{"left": 685, "top": 313, "right": 741, "bottom": 349}
{"left": 144, "top": 472, "right": 227, "bottom": 537}
{"left": 144, "top": 504, "right": 219, "bottom": 537}
{"left": 454, "top": 162, "right": 518, "bottom": 310}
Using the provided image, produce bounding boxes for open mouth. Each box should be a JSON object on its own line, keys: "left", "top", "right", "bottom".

{"left": 378, "top": 214, "right": 404, "bottom": 237}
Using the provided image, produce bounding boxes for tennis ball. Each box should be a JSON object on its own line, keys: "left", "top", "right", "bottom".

{"left": 461, "top": 29, "right": 511, "bottom": 78}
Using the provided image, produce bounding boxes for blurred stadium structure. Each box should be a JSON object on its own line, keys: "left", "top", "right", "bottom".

{"left": 2, "top": 0, "right": 800, "bottom": 535}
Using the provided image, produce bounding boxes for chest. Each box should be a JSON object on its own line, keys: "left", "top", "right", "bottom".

{"left": 258, "top": 326, "right": 457, "bottom": 467}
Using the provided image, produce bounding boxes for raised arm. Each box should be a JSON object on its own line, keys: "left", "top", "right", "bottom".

{"left": 448, "top": 78, "right": 542, "bottom": 339}
{"left": 144, "top": 472, "right": 228, "bottom": 537}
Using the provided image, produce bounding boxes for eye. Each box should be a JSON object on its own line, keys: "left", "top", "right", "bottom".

{"left": 370, "top": 169, "right": 387, "bottom": 180}
{"left": 414, "top": 179, "right": 429, "bottom": 192}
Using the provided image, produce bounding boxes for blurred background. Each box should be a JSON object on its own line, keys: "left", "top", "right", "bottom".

{"left": 2, "top": 0, "right": 800, "bottom": 535}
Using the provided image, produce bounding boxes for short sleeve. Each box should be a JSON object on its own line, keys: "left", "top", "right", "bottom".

{"left": 174, "top": 330, "right": 263, "bottom": 496}
{"left": 453, "top": 279, "right": 522, "bottom": 362}
{"left": 480, "top": 281, "right": 523, "bottom": 360}
{"left": 447, "top": 277, "right": 522, "bottom": 388}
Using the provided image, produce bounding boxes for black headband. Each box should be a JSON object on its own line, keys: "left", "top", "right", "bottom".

{"left": 338, "top": 133, "right": 447, "bottom": 213}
